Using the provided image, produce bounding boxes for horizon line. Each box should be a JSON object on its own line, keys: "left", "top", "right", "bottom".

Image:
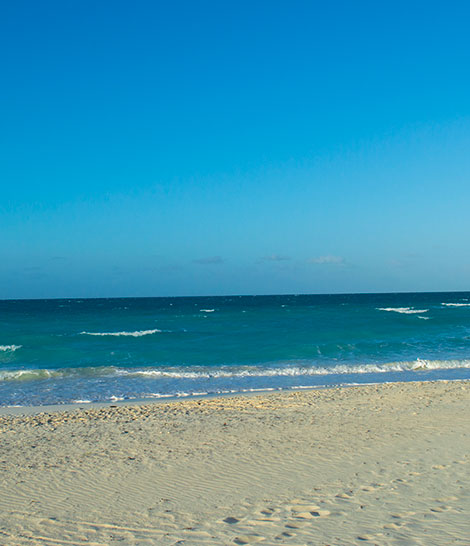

{"left": 1, "top": 288, "right": 469, "bottom": 302}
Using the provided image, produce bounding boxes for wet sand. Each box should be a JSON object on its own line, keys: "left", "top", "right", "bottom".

{"left": 0, "top": 381, "right": 469, "bottom": 545}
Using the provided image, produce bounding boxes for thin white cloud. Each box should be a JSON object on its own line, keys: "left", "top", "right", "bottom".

{"left": 156, "top": 264, "right": 183, "bottom": 273}
{"left": 388, "top": 253, "right": 420, "bottom": 268}
{"left": 193, "top": 256, "right": 224, "bottom": 265}
{"left": 307, "top": 255, "right": 345, "bottom": 265}
{"left": 260, "top": 254, "right": 291, "bottom": 262}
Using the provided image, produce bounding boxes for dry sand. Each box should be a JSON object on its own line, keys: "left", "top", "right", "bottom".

{"left": 0, "top": 381, "right": 469, "bottom": 545}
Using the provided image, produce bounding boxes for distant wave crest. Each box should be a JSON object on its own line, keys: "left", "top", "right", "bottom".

{"left": 80, "top": 329, "right": 162, "bottom": 337}
{"left": 199, "top": 309, "right": 215, "bottom": 313}
{"left": 377, "top": 307, "right": 428, "bottom": 314}
{"left": 0, "top": 345, "right": 22, "bottom": 352}
{"left": 441, "top": 303, "right": 470, "bottom": 307}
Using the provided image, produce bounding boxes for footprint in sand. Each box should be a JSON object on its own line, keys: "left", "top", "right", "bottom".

{"left": 259, "top": 508, "right": 275, "bottom": 516}
{"left": 234, "top": 535, "right": 265, "bottom": 544}
{"left": 246, "top": 517, "right": 280, "bottom": 525}
{"left": 224, "top": 517, "right": 240, "bottom": 524}
{"left": 275, "top": 531, "right": 296, "bottom": 539}
{"left": 290, "top": 504, "right": 321, "bottom": 513}
{"left": 357, "top": 534, "right": 381, "bottom": 541}
{"left": 335, "top": 492, "right": 352, "bottom": 499}
{"left": 383, "top": 522, "right": 403, "bottom": 529}
{"left": 289, "top": 503, "right": 331, "bottom": 519}
{"left": 285, "top": 521, "right": 307, "bottom": 529}
{"left": 293, "top": 511, "right": 316, "bottom": 519}
{"left": 430, "top": 505, "right": 452, "bottom": 513}
{"left": 311, "top": 510, "right": 331, "bottom": 517}
{"left": 391, "top": 512, "right": 415, "bottom": 519}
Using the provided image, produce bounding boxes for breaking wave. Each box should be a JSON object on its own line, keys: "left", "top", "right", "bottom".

{"left": 122, "top": 359, "right": 470, "bottom": 378}
{"left": 377, "top": 307, "right": 428, "bottom": 314}
{"left": 0, "top": 369, "right": 59, "bottom": 381}
{"left": 2, "top": 358, "right": 470, "bottom": 383}
{"left": 0, "top": 345, "right": 22, "bottom": 352}
{"left": 80, "top": 329, "right": 162, "bottom": 337}
{"left": 441, "top": 303, "right": 470, "bottom": 307}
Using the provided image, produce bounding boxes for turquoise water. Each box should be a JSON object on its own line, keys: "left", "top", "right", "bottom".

{"left": 1, "top": 292, "right": 470, "bottom": 406}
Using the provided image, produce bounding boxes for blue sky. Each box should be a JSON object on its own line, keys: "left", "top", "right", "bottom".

{"left": 1, "top": 1, "right": 470, "bottom": 298}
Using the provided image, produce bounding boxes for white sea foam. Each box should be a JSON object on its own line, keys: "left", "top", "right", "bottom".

{"left": 0, "top": 369, "right": 57, "bottom": 381}
{"left": 377, "top": 307, "right": 428, "bottom": 314}
{"left": 199, "top": 309, "right": 215, "bottom": 313}
{"left": 0, "top": 367, "right": 110, "bottom": 382}
{"left": 0, "top": 345, "right": 22, "bottom": 352}
{"left": 120, "top": 359, "right": 470, "bottom": 379}
{"left": 418, "top": 316, "right": 430, "bottom": 320}
{"left": 80, "top": 329, "right": 162, "bottom": 337}
{"left": 441, "top": 303, "right": 470, "bottom": 307}
{"left": 242, "top": 387, "right": 276, "bottom": 392}
{"left": 2, "top": 358, "right": 469, "bottom": 385}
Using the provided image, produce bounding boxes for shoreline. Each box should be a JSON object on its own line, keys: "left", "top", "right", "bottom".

{"left": 0, "top": 376, "right": 468, "bottom": 417}
{"left": 2, "top": 355, "right": 470, "bottom": 412}
{"left": 1, "top": 380, "right": 469, "bottom": 545}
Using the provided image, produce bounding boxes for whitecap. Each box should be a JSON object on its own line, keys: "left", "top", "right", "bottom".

{"left": 0, "top": 345, "right": 22, "bottom": 352}
{"left": 80, "top": 329, "right": 161, "bottom": 337}
{"left": 199, "top": 309, "right": 215, "bottom": 313}
{"left": 377, "top": 307, "right": 428, "bottom": 314}
{"left": 441, "top": 303, "right": 470, "bottom": 307}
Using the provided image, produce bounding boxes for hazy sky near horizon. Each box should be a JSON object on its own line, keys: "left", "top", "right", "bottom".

{"left": 2, "top": 1, "right": 470, "bottom": 298}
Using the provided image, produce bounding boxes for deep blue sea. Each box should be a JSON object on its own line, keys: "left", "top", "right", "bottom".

{"left": 1, "top": 292, "right": 470, "bottom": 407}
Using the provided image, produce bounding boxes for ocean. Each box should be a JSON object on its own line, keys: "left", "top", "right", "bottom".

{"left": 1, "top": 292, "right": 470, "bottom": 407}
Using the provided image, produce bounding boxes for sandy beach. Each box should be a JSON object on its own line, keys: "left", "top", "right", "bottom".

{"left": 0, "top": 381, "right": 468, "bottom": 545}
